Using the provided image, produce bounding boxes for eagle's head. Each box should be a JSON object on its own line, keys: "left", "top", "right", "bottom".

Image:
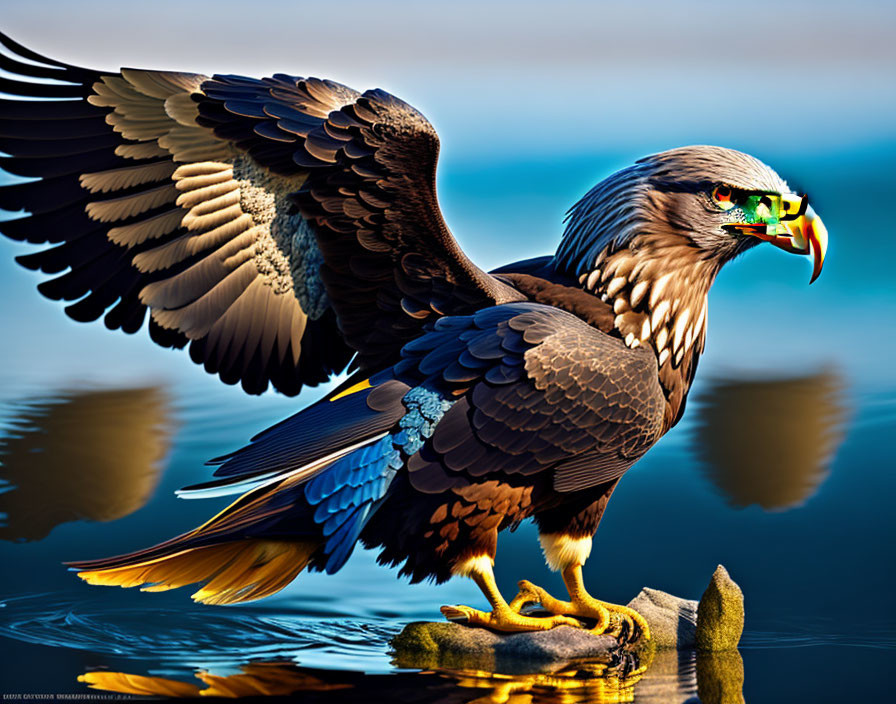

{"left": 556, "top": 145, "right": 827, "bottom": 287}
{"left": 552, "top": 145, "right": 828, "bottom": 392}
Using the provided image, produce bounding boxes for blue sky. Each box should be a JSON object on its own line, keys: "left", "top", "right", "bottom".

{"left": 3, "top": 0, "right": 894, "bottom": 157}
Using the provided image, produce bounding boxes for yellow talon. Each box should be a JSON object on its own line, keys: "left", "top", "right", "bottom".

{"left": 440, "top": 604, "right": 581, "bottom": 633}
{"left": 442, "top": 555, "right": 584, "bottom": 634}
{"left": 510, "top": 566, "right": 651, "bottom": 643}
{"left": 514, "top": 579, "right": 612, "bottom": 632}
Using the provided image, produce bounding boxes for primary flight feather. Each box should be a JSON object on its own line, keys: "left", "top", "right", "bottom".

{"left": 0, "top": 32, "right": 827, "bottom": 639}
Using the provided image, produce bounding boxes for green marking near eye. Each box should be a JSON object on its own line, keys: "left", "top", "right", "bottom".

{"left": 716, "top": 187, "right": 787, "bottom": 225}
{"left": 740, "top": 193, "right": 783, "bottom": 225}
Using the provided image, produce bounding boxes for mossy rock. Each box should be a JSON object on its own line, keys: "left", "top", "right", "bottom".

{"left": 696, "top": 565, "right": 744, "bottom": 652}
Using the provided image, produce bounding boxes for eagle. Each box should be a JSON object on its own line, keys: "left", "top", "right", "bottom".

{"left": 0, "top": 33, "right": 826, "bottom": 641}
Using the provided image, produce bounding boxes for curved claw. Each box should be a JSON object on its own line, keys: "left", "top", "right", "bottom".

{"left": 605, "top": 612, "right": 636, "bottom": 644}
{"left": 607, "top": 604, "right": 650, "bottom": 644}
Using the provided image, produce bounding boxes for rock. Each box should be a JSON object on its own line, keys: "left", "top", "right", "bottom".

{"left": 626, "top": 564, "right": 744, "bottom": 652}
{"left": 696, "top": 565, "right": 744, "bottom": 652}
{"left": 392, "top": 565, "right": 744, "bottom": 669}
{"left": 391, "top": 621, "right": 617, "bottom": 674}
{"left": 626, "top": 587, "right": 698, "bottom": 650}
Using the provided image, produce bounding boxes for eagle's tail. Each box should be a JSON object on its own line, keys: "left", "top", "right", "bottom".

{"left": 69, "top": 539, "right": 319, "bottom": 606}
{"left": 66, "top": 470, "right": 324, "bottom": 605}
{"left": 67, "top": 378, "right": 410, "bottom": 604}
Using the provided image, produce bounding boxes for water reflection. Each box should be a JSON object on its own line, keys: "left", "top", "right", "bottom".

{"left": 691, "top": 370, "right": 847, "bottom": 511}
{"left": 0, "top": 386, "right": 173, "bottom": 542}
{"left": 76, "top": 650, "right": 744, "bottom": 703}
{"left": 0, "top": 591, "right": 744, "bottom": 702}
{"left": 78, "top": 662, "right": 644, "bottom": 701}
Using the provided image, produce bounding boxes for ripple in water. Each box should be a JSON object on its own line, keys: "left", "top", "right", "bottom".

{"left": 0, "top": 593, "right": 402, "bottom": 672}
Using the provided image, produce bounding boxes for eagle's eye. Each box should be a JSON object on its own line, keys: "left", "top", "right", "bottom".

{"left": 711, "top": 185, "right": 736, "bottom": 211}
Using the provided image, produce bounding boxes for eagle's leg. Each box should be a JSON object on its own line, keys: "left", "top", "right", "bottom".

{"left": 511, "top": 534, "right": 651, "bottom": 642}
{"left": 440, "top": 555, "right": 581, "bottom": 632}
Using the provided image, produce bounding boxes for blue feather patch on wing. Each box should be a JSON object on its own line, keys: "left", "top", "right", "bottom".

{"left": 304, "top": 385, "right": 454, "bottom": 574}
{"left": 398, "top": 386, "right": 454, "bottom": 457}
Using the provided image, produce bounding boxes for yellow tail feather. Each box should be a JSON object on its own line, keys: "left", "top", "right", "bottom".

{"left": 75, "top": 539, "right": 319, "bottom": 605}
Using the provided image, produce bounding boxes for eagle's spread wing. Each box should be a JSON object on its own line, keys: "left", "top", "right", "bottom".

{"left": 391, "top": 303, "right": 666, "bottom": 494}
{"left": 0, "top": 33, "right": 521, "bottom": 394}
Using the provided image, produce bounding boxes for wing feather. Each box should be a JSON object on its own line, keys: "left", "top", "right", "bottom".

{"left": 0, "top": 34, "right": 351, "bottom": 394}
{"left": 84, "top": 183, "right": 179, "bottom": 222}
{"left": 80, "top": 161, "right": 178, "bottom": 193}
{"left": 0, "top": 32, "right": 523, "bottom": 399}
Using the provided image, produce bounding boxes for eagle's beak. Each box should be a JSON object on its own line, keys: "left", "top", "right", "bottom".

{"left": 784, "top": 204, "right": 827, "bottom": 284}
{"left": 727, "top": 195, "right": 828, "bottom": 284}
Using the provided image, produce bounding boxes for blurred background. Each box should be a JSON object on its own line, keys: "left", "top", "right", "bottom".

{"left": 0, "top": 1, "right": 894, "bottom": 701}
